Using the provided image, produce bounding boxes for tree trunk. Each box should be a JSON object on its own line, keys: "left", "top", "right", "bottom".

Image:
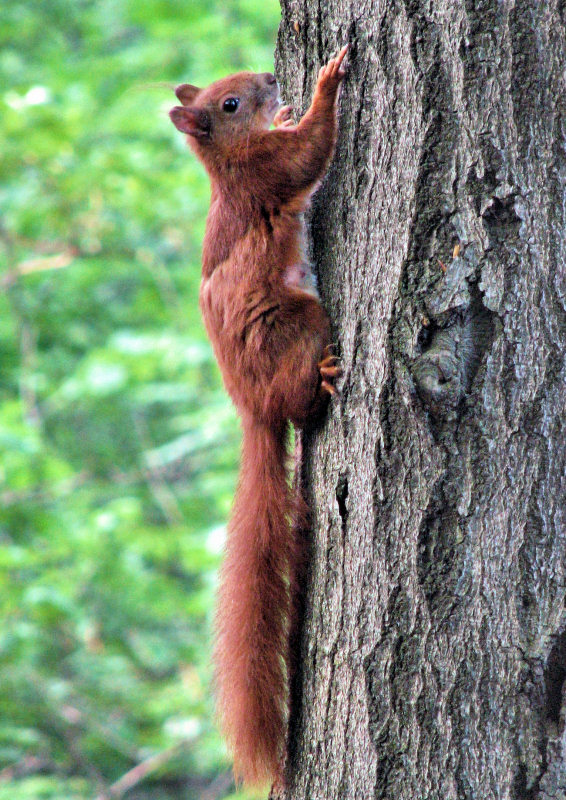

{"left": 274, "top": 1, "right": 566, "bottom": 798}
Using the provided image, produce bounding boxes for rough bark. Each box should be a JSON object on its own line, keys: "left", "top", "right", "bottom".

{"left": 274, "top": 1, "right": 566, "bottom": 799}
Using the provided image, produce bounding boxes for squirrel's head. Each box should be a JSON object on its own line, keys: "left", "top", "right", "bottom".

{"left": 169, "top": 71, "right": 280, "bottom": 152}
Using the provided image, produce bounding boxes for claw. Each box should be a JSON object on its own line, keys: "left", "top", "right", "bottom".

{"left": 320, "top": 365, "right": 342, "bottom": 379}
{"left": 320, "top": 343, "right": 339, "bottom": 360}
{"left": 319, "top": 354, "right": 340, "bottom": 368}
{"left": 321, "top": 379, "right": 337, "bottom": 396}
{"left": 336, "top": 44, "right": 349, "bottom": 66}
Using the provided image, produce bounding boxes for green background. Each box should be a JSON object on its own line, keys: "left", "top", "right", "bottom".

{"left": 0, "top": 2, "right": 280, "bottom": 798}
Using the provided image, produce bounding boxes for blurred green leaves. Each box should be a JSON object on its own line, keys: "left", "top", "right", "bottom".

{"left": 0, "top": 1, "right": 279, "bottom": 797}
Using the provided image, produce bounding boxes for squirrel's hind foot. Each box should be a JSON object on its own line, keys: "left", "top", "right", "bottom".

{"left": 318, "top": 345, "right": 342, "bottom": 396}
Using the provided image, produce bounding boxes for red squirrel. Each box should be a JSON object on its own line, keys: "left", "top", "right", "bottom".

{"left": 169, "top": 44, "right": 348, "bottom": 788}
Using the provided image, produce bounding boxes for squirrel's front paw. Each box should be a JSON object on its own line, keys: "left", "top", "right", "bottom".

{"left": 273, "top": 105, "right": 295, "bottom": 128}
{"left": 315, "top": 44, "right": 348, "bottom": 96}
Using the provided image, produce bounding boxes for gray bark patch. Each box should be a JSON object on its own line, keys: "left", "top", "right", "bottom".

{"left": 274, "top": 1, "right": 566, "bottom": 798}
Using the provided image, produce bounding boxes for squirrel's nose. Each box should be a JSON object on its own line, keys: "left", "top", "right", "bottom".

{"left": 264, "top": 72, "right": 277, "bottom": 85}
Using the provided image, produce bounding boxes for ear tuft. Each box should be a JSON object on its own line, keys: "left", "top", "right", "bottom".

{"left": 175, "top": 83, "right": 201, "bottom": 106}
{"left": 169, "top": 106, "right": 211, "bottom": 139}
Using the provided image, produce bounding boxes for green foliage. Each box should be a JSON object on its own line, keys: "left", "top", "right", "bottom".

{"left": 0, "top": 1, "right": 279, "bottom": 797}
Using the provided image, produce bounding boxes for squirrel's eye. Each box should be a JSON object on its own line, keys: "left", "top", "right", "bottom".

{"left": 222, "top": 97, "right": 240, "bottom": 113}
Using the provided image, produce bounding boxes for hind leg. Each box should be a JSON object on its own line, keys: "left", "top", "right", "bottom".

{"left": 266, "top": 335, "right": 341, "bottom": 426}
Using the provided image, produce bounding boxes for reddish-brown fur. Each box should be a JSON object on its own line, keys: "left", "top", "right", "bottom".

{"left": 169, "top": 46, "right": 347, "bottom": 787}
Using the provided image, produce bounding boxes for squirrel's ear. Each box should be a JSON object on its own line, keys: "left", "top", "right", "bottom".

{"left": 169, "top": 106, "right": 211, "bottom": 139}
{"left": 175, "top": 84, "right": 201, "bottom": 106}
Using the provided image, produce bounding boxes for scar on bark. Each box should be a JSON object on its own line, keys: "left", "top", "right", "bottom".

{"left": 413, "top": 303, "right": 494, "bottom": 413}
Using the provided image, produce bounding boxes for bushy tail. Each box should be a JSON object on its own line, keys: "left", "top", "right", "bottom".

{"left": 214, "top": 413, "right": 300, "bottom": 787}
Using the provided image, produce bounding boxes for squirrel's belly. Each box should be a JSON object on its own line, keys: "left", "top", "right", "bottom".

{"left": 283, "top": 262, "right": 319, "bottom": 298}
